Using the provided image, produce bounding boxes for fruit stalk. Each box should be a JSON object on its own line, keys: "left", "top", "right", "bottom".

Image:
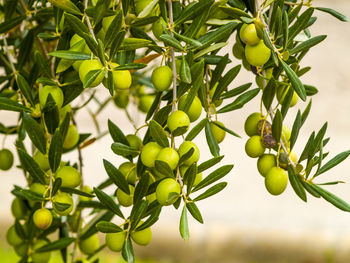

{"left": 167, "top": 0, "right": 178, "bottom": 112}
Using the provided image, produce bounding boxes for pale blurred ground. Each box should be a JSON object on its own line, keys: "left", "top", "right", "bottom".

{"left": 1, "top": 0, "right": 350, "bottom": 262}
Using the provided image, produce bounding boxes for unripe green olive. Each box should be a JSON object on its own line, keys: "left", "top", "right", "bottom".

{"left": 69, "top": 40, "right": 89, "bottom": 72}
{"left": 119, "top": 162, "right": 137, "bottom": 184}
{"left": 109, "top": 62, "right": 132, "bottom": 90}
{"left": 15, "top": 243, "right": 28, "bottom": 257}
{"left": 79, "top": 60, "right": 104, "bottom": 88}
{"left": 179, "top": 165, "right": 202, "bottom": 187}
{"left": 178, "top": 141, "right": 200, "bottom": 166}
{"left": 59, "top": 104, "right": 71, "bottom": 122}
{"left": 79, "top": 234, "right": 100, "bottom": 255}
{"left": 167, "top": 110, "right": 190, "bottom": 136}
{"left": 79, "top": 185, "right": 94, "bottom": 202}
{"left": 114, "top": 91, "right": 130, "bottom": 109}
{"left": 209, "top": 84, "right": 223, "bottom": 107}
{"left": 178, "top": 94, "right": 202, "bottom": 122}
{"left": 151, "top": 65, "right": 173, "bottom": 91}
{"left": 106, "top": 231, "right": 126, "bottom": 252}
{"left": 55, "top": 166, "right": 81, "bottom": 188}
{"left": 70, "top": 34, "right": 91, "bottom": 53}
{"left": 210, "top": 121, "right": 226, "bottom": 144}
{"left": 244, "top": 112, "right": 263, "bottom": 137}
{"left": 156, "top": 178, "right": 181, "bottom": 206}
{"left": 0, "top": 148, "right": 14, "bottom": 171}
{"left": 131, "top": 222, "right": 152, "bottom": 246}
{"left": 32, "top": 239, "right": 51, "bottom": 263}
{"left": 126, "top": 134, "right": 142, "bottom": 158}
{"left": 30, "top": 183, "right": 47, "bottom": 197}
{"left": 11, "top": 197, "right": 27, "bottom": 219}
{"left": 141, "top": 142, "right": 162, "bottom": 168}
{"left": 282, "top": 125, "right": 291, "bottom": 142}
{"left": 265, "top": 167, "right": 288, "bottom": 195}
{"left": 33, "top": 150, "right": 50, "bottom": 171}
{"left": 245, "top": 135, "right": 266, "bottom": 158}
{"left": 257, "top": 154, "right": 276, "bottom": 177}
{"left": 156, "top": 147, "right": 179, "bottom": 170}
{"left": 138, "top": 95, "right": 155, "bottom": 113}
{"left": 116, "top": 185, "right": 135, "bottom": 207}
{"left": 102, "top": 15, "right": 115, "bottom": 32}
{"left": 6, "top": 225, "right": 23, "bottom": 246}
{"left": 245, "top": 40, "right": 271, "bottom": 66}
{"left": 232, "top": 41, "right": 245, "bottom": 60}
{"left": 39, "top": 85, "right": 64, "bottom": 109}
{"left": 53, "top": 192, "right": 73, "bottom": 216}
{"left": 63, "top": 124, "right": 80, "bottom": 149}
{"left": 134, "top": 0, "right": 153, "bottom": 15}
{"left": 240, "top": 23, "right": 260, "bottom": 45}
{"left": 277, "top": 86, "right": 298, "bottom": 107}
{"left": 33, "top": 208, "right": 53, "bottom": 230}
{"left": 152, "top": 17, "right": 166, "bottom": 39}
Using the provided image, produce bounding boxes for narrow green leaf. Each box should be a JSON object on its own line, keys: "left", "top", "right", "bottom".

{"left": 110, "top": 30, "right": 126, "bottom": 58}
{"left": 36, "top": 237, "right": 75, "bottom": 253}
{"left": 17, "top": 74, "right": 34, "bottom": 106}
{"left": 180, "top": 206, "right": 189, "bottom": 241}
{"left": 198, "top": 155, "right": 225, "bottom": 173}
{"left": 83, "top": 69, "right": 102, "bottom": 89}
{"left": 290, "top": 111, "right": 301, "bottom": 150}
{"left": 64, "top": 13, "right": 89, "bottom": 37}
{"left": 288, "top": 8, "right": 314, "bottom": 43}
{"left": 160, "top": 34, "right": 184, "bottom": 51}
{"left": 283, "top": 11, "right": 289, "bottom": 50}
{"left": 96, "top": 221, "right": 123, "bottom": 233}
{"left": 130, "top": 200, "right": 148, "bottom": 231}
{"left": 315, "top": 7, "right": 348, "bottom": 22}
{"left": 287, "top": 166, "right": 307, "bottom": 202}
{"left": 193, "top": 182, "right": 227, "bottom": 201}
{"left": 212, "top": 64, "right": 241, "bottom": 102}
{"left": 301, "top": 99, "right": 312, "bottom": 126}
{"left": 104, "top": 11, "right": 123, "bottom": 48}
{"left": 194, "top": 42, "right": 228, "bottom": 60}
{"left": 290, "top": 35, "right": 327, "bottom": 54}
{"left": 108, "top": 119, "right": 129, "bottom": 145}
{"left": 48, "top": 51, "right": 91, "bottom": 60}
{"left": 23, "top": 113, "right": 47, "bottom": 154}
{"left": 0, "top": 97, "right": 31, "bottom": 112}
{"left": 93, "top": 187, "right": 124, "bottom": 218}
{"left": 149, "top": 120, "right": 169, "bottom": 147}
{"left": 173, "top": 31, "right": 203, "bottom": 48}
{"left": 155, "top": 160, "right": 174, "bottom": 178}
{"left": 134, "top": 173, "right": 150, "bottom": 205}
{"left": 49, "top": 130, "right": 63, "bottom": 173}
{"left": 48, "top": 0, "right": 81, "bottom": 15}
{"left": 218, "top": 88, "right": 260, "bottom": 113}
{"left": 211, "top": 121, "right": 241, "bottom": 138}
{"left": 122, "top": 238, "right": 134, "bottom": 263}
{"left": 210, "top": 54, "right": 229, "bottom": 89}
{"left": 119, "top": 38, "right": 152, "bottom": 51}
{"left": 186, "top": 202, "right": 203, "bottom": 224}
{"left": 180, "top": 56, "right": 192, "bottom": 84}
{"left": 280, "top": 60, "right": 306, "bottom": 101}
{"left": 136, "top": 206, "right": 161, "bottom": 231}
{"left": 315, "top": 150, "right": 350, "bottom": 176}
{"left": 193, "top": 164, "right": 233, "bottom": 192}
{"left": 272, "top": 109, "right": 282, "bottom": 143}
{"left": 220, "top": 83, "right": 252, "bottom": 99}
{"left": 0, "top": 15, "right": 25, "bottom": 34}
{"left": 205, "top": 121, "right": 220, "bottom": 157}
{"left": 299, "top": 131, "right": 315, "bottom": 162}
{"left": 185, "top": 118, "right": 208, "bottom": 141}
{"left": 103, "top": 159, "right": 130, "bottom": 194}
{"left": 60, "top": 187, "right": 94, "bottom": 198}
{"left": 175, "top": 0, "right": 215, "bottom": 25}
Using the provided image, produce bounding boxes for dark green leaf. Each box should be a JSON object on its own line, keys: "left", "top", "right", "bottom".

{"left": 36, "top": 237, "right": 75, "bottom": 253}
{"left": 93, "top": 187, "right": 124, "bottom": 218}
{"left": 149, "top": 120, "right": 169, "bottom": 147}
{"left": 17, "top": 74, "right": 34, "bottom": 106}
{"left": 130, "top": 200, "right": 148, "bottom": 231}
{"left": 315, "top": 7, "right": 348, "bottom": 22}
{"left": 61, "top": 187, "right": 94, "bottom": 198}
{"left": 108, "top": 119, "right": 129, "bottom": 145}
{"left": 290, "top": 35, "right": 327, "bottom": 54}
{"left": 83, "top": 69, "right": 103, "bottom": 89}
{"left": 290, "top": 111, "right": 301, "bottom": 150}
{"left": 185, "top": 118, "right": 208, "bottom": 141}
{"left": 136, "top": 206, "right": 161, "bottom": 231}
{"left": 119, "top": 38, "right": 152, "bottom": 51}
{"left": 315, "top": 150, "right": 350, "bottom": 177}
{"left": 210, "top": 54, "right": 229, "bottom": 89}
{"left": 212, "top": 65, "right": 241, "bottom": 102}
{"left": 23, "top": 113, "right": 47, "bottom": 154}
{"left": 288, "top": 8, "right": 314, "bottom": 43}
{"left": 49, "top": 130, "right": 63, "bottom": 173}
{"left": 48, "top": 0, "right": 81, "bottom": 15}
{"left": 272, "top": 109, "right": 282, "bottom": 143}
{"left": 160, "top": 34, "right": 184, "bottom": 51}
{"left": 198, "top": 155, "right": 224, "bottom": 173}
{"left": 104, "top": 11, "right": 123, "bottom": 48}
{"left": 287, "top": 166, "right": 307, "bottom": 202}
{"left": 193, "top": 182, "right": 227, "bottom": 201}
{"left": 155, "top": 160, "right": 174, "bottom": 178}
{"left": 280, "top": 60, "right": 306, "bottom": 101}
{"left": 186, "top": 202, "right": 203, "bottom": 223}
{"left": 221, "top": 83, "right": 252, "bottom": 99}
{"left": 96, "top": 221, "right": 123, "bottom": 233}
{"left": 122, "top": 238, "right": 134, "bottom": 263}
{"left": 211, "top": 121, "right": 241, "bottom": 138}
{"left": 180, "top": 57, "right": 192, "bottom": 84}
{"left": 0, "top": 15, "right": 25, "bottom": 34}
{"left": 0, "top": 97, "right": 31, "bottom": 112}
{"left": 175, "top": 0, "right": 214, "bottom": 25}
{"left": 111, "top": 142, "right": 139, "bottom": 158}
{"left": 301, "top": 99, "right": 312, "bottom": 126}
{"left": 193, "top": 164, "right": 233, "bottom": 192}
{"left": 103, "top": 159, "right": 130, "bottom": 194}
{"left": 179, "top": 206, "right": 189, "bottom": 241}
{"left": 134, "top": 173, "right": 150, "bottom": 205}
{"left": 205, "top": 121, "right": 220, "bottom": 157}
{"left": 218, "top": 88, "right": 260, "bottom": 113}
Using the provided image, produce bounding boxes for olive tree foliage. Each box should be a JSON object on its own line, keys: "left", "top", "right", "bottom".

{"left": 0, "top": 0, "right": 349, "bottom": 262}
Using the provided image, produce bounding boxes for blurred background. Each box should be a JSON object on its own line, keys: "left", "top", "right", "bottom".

{"left": 1, "top": 0, "right": 350, "bottom": 262}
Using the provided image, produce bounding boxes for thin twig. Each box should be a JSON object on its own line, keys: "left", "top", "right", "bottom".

{"left": 84, "top": 0, "right": 97, "bottom": 42}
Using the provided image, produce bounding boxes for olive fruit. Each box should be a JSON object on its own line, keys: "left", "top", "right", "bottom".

{"left": 32, "top": 239, "right": 51, "bottom": 263}
{"left": 141, "top": 142, "right": 162, "bottom": 168}
{"left": 245, "top": 112, "right": 263, "bottom": 137}
{"left": 179, "top": 165, "right": 202, "bottom": 187}
{"left": 63, "top": 124, "right": 79, "bottom": 149}
{"left": 126, "top": 134, "right": 142, "bottom": 157}
{"left": 109, "top": 62, "right": 132, "bottom": 90}
{"left": 277, "top": 86, "right": 299, "bottom": 107}
{"left": 156, "top": 147, "right": 179, "bottom": 170}
{"left": 30, "top": 183, "right": 47, "bottom": 197}
{"left": 6, "top": 225, "right": 23, "bottom": 246}
{"left": 15, "top": 243, "right": 28, "bottom": 257}
{"left": 70, "top": 34, "right": 91, "bottom": 54}
{"left": 55, "top": 166, "right": 81, "bottom": 188}
{"left": 114, "top": 91, "right": 130, "bottom": 109}
{"left": 33, "top": 208, "right": 53, "bottom": 230}
{"left": 79, "top": 60, "right": 104, "bottom": 88}
{"left": 240, "top": 23, "right": 260, "bottom": 45}
{"left": 178, "top": 141, "right": 200, "bottom": 166}
{"left": 265, "top": 167, "right": 288, "bottom": 195}
{"left": 0, "top": 148, "right": 14, "bottom": 171}
{"left": 151, "top": 65, "right": 173, "bottom": 91}
{"left": 156, "top": 178, "right": 181, "bottom": 206}
{"left": 79, "top": 185, "right": 94, "bottom": 202}
{"left": 33, "top": 151, "right": 50, "bottom": 171}
{"left": 210, "top": 121, "right": 226, "bottom": 143}
{"left": 11, "top": 197, "right": 27, "bottom": 219}
{"left": 245, "top": 135, "right": 266, "bottom": 158}
{"left": 119, "top": 162, "right": 137, "bottom": 184}
{"left": 138, "top": 95, "right": 155, "bottom": 113}
{"left": 134, "top": 0, "right": 153, "bottom": 15}
{"left": 245, "top": 40, "right": 271, "bottom": 66}
{"left": 39, "top": 85, "right": 64, "bottom": 109}
{"left": 53, "top": 192, "right": 73, "bottom": 216}
{"left": 131, "top": 223, "right": 152, "bottom": 246}
{"left": 152, "top": 17, "right": 166, "bottom": 39}
{"left": 116, "top": 185, "right": 135, "bottom": 207}
{"left": 79, "top": 234, "right": 100, "bottom": 255}
{"left": 106, "top": 231, "right": 126, "bottom": 252}
{"left": 167, "top": 110, "right": 190, "bottom": 136}
{"left": 209, "top": 84, "right": 224, "bottom": 107}
{"left": 178, "top": 94, "right": 202, "bottom": 122}
{"left": 257, "top": 154, "right": 276, "bottom": 177}
{"left": 282, "top": 125, "right": 291, "bottom": 142}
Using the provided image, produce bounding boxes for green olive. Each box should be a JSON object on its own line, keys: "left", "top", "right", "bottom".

{"left": 39, "top": 85, "right": 64, "bottom": 109}
{"left": 138, "top": 95, "right": 155, "bottom": 113}
{"left": 151, "top": 65, "right": 173, "bottom": 91}
{"left": 240, "top": 23, "right": 260, "bottom": 45}
{"left": 156, "top": 178, "right": 181, "bottom": 206}
{"left": 53, "top": 192, "right": 73, "bottom": 216}
{"left": 0, "top": 148, "right": 14, "bottom": 171}
{"left": 79, "top": 234, "right": 100, "bottom": 255}
{"left": 33, "top": 208, "right": 53, "bottom": 230}
{"left": 277, "top": 86, "right": 299, "bottom": 107}
{"left": 11, "top": 197, "right": 27, "bottom": 219}
{"left": 244, "top": 112, "right": 263, "bottom": 137}
{"left": 141, "top": 142, "right": 162, "bottom": 168}
{"left": 119, "top": 162, "right": 137, "bottom": 184}
{"left": 257, "top": 154, "right": 276, "bottom": 177}
{"left": 116, "top": 185, "right": 135, "bottom": 207}
{"left": 156, "top": 147, "right": 179, "bottom": 170}
{"left": 32, "top": 239, "right": 51, "bottom": 263}
{"left": 114, "top": 90, "right": 130, "bottom": 109}
{"left": 126, "top": 134, "right": 142, "bottom": 157}
{"left": 245, "top": 40, "right": 271, "bottom": 66}
{"left": 6, "top": 225, "right": 23, "bottom": 246}
{"left": 79, "top": 60, "right": 104, "bottom": 88}
{"left": 210, "top": 121, "right": 226, "bottom": 144}
{"left": 106, "top": 231, "right": 126, "bottom": 252}
{"left": 109, "top": 62, "right": 132, "bottom": 90}
{"left": 178, "top": 94, "right": 202, "bottom": 122}
{"left": 152, "top": 17, "right": 166, "bottom": 39}
{"left": 178, "top": 141, "right": 200, "bottom": 166}
{"left": 63, "top": 124, "right": 80, "bottom": 149}
{"left": 167, "top": 110, "right": 190, "bottom": 136}
{"left": 55, "top": 166, "right": 81, "bottom": 188}
{"left": 131, "top": 222, "right": 152, "bottom": 246}
{"left": 245, "top": 135, "right": 266, "bottom": 158}
{"left": 265, "top": 167, "right": 288, "bottom": 195}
